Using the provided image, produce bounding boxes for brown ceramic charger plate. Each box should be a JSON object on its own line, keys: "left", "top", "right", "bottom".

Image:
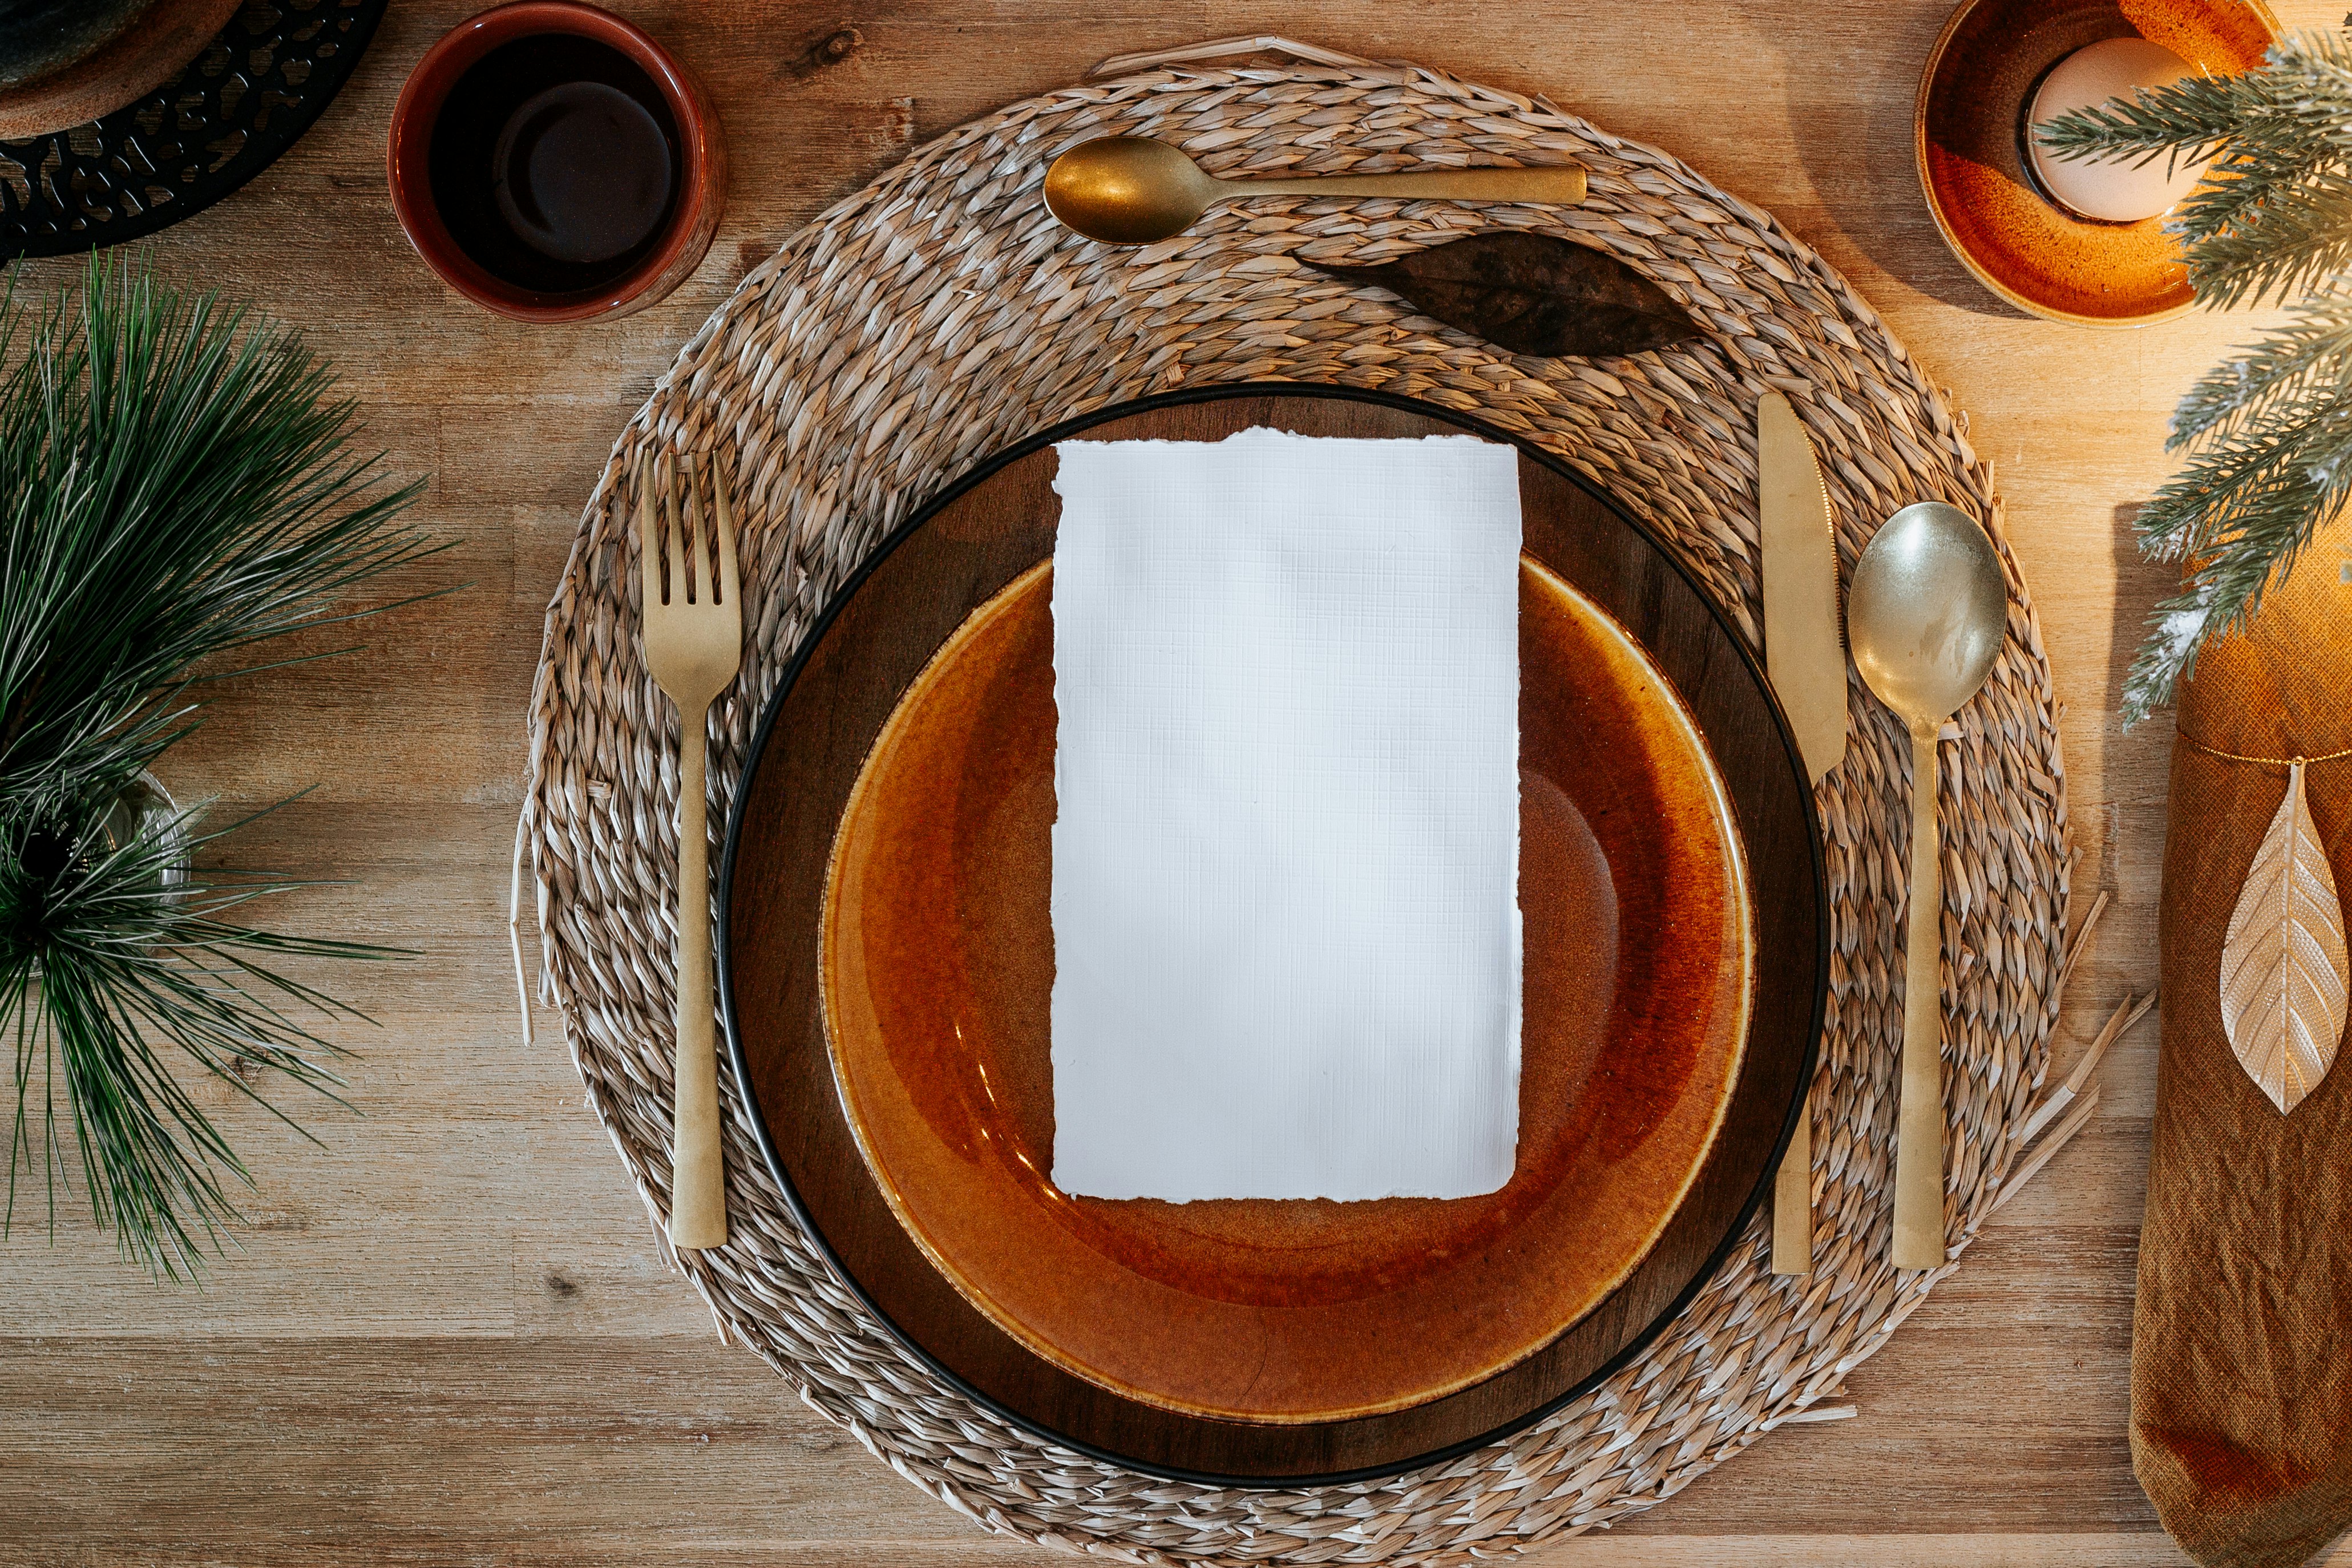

{"left": 0, "top": 0, "right": 241, "bottom": 139}
{"left": 721, "top": 385, "right": 1826, "bottom": 1484}
{"left": 1917, "top": 0, "right": 2277, "bottom": 326}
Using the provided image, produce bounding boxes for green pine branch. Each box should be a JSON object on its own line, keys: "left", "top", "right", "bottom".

{"left": 2035, "top": 28, "right": 2352, "bottom": 722}
{"left": 0, "top": 258, "right": 442, "bottom": 814}
{"left": 5, "top": 799, "right": 378, "bottom": 1278}
{"left": 0, "top": 256, "right": 439, "bottom": 1278}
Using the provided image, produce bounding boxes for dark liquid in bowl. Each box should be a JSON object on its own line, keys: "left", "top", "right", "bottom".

{"left": 428, "top": 33, "right": 682, "bottom": 296}
{"left": 493, "top": 81, "right": 674, "bottom": 264}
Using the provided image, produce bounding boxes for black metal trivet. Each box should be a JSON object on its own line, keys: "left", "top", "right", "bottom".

{"left": 0, "top": 0, "right": 388, "bottom": 260}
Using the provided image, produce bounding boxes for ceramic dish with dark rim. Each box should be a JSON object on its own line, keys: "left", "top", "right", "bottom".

{"left": 825, "top": 550, "right": 1752, "bottom": 1425}
{"left": 1915, "top": 0, "right": 2277, "bottom": 327}
{"left": 0, "top": 0, "right": 240, "bottom": 139}
{"left": 720, "top": 385, "right": 1827, "bottom": 1485}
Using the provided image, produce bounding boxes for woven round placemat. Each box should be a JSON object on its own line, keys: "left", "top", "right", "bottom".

{"left": 522, "top": 37, "right": 2069, "bottom": 1564}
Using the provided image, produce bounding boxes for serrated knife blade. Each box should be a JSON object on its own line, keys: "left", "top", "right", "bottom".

{"left": 1759, "top": 390, "right": 1846, "bottom": 1276}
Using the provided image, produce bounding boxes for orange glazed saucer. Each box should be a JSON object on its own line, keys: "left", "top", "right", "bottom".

{"left": 1915, "top": 0, "right": 2277, "bottom": 326}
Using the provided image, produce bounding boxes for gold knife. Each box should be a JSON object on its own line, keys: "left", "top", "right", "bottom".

{"left": 1758, "top": 390, "right": 1848, "bottom": 1276}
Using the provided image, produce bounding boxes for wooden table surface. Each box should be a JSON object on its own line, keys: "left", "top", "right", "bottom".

{"left": 7, "top": 2, "right": 2343, "bottom": 1564}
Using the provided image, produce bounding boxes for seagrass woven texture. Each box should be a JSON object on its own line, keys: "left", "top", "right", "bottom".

{"left": 521, "top": 43, "right": 2070, "bottom": 1566}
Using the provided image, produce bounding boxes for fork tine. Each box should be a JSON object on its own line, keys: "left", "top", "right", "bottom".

{"left": 684, "top": 450, "right": 710, "bottom": 606}
{"left": 635, "top": 452, "right": 660, "bottom": 610}
{"left": 712, "top": 451, "right": 740, "bottom": 609}
{"left": 665, "top": 451, "right": 691, "bottom": 604}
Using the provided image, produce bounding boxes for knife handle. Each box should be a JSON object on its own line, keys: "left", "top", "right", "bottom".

{"left": 1771, "top": 1084, "right": 1812, "bottom": 1274}
{"left": 1891, "top": 720, "right": 1947, "bottom": 1271}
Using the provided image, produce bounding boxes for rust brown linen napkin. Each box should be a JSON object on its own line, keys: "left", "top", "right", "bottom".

{"left": 2135, "top": 531, "right": 2352, "bottom": 1568}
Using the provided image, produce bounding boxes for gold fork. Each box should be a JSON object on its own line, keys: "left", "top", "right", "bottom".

{"left": 637, "top": 448, "right": 742, "bottom": 1251}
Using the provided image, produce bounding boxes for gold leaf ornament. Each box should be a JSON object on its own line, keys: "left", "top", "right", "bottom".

{"left": 2220, "top": 761, "right": 2350, "bottom": 1112}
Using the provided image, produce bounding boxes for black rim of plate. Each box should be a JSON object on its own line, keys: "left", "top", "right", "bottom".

{"left": 0, "top": 0, "right": 387, "bottom": 261}
{"left": 717, "top": 380, "right": 1830, "bottom": 1489}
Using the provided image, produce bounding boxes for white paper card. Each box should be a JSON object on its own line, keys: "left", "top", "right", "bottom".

{"left": 1048, "top": 427, "right": 1522, "bottom": 1202}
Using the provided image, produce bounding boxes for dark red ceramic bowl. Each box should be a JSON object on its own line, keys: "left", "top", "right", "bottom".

{"left": 387, "top": 1, "right": 725, "bottom": 323}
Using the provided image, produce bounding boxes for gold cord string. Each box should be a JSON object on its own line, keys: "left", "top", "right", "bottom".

{"left": 2177, "top": 734, "right": 2352, "bottom": 768}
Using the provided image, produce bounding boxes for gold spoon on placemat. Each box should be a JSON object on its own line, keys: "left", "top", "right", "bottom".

{"left": 1044, "top": 136, "right": 1587, "bottom": 245}
{"left": 637, "top": 450, "right": 743, "bottom": 1251}
{"left": 1846, "top": 501, "right": 2006, "bottom": 1271}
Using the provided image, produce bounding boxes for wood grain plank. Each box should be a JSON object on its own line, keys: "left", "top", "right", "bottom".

{"left": 0, "top": 1322, "right": 2165, "bottom": 1551}
{"left": 6, "top": 0, "right": 2342, "bottom": 1559}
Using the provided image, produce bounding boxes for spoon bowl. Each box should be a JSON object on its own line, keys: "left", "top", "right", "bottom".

{"left": 1042, "top": 135, "right": 1589, "bottom": 246}
{"left": 1846, "top": 502, "right": 2007, "bottom": 725}
{"left": 1844, "top": 500, "right": 2007, "bottom": 1272}
{"left": 1045, "top": 136, "right": 1221, "bottom": 245}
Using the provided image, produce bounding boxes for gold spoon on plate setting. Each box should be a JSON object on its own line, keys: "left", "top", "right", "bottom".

{"left": 1042, "top": 135, "right": 1587, "bottom": 246}
{"left": 1844, "top": 500, "right": 2008, "bottom": 1272}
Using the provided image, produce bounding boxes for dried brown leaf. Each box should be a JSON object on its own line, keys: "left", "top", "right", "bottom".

{"left": 1308, "top": 232, "right": 1704, "bottom": 358}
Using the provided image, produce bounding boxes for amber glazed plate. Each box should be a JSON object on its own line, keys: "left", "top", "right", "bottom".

{"left": 1916, "top": 0, "right": 2276, "bottom": 326}
{"left": 722, "top": 385, "right": 1826, "bottom": 1483}
{"left": 828, "top": 552, "right": 1749, "bottom": 1424}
